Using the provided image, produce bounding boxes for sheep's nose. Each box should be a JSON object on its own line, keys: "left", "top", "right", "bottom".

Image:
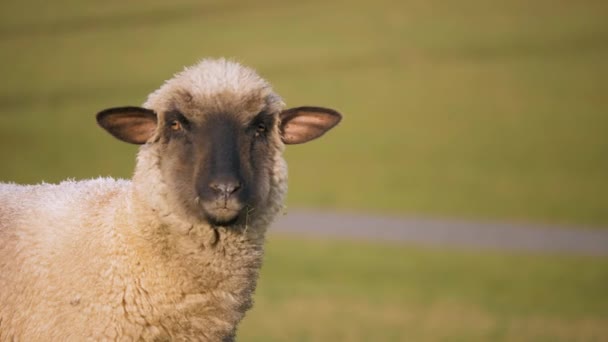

{"left": 209, "top": 180, "right": 241, "bottom": 198}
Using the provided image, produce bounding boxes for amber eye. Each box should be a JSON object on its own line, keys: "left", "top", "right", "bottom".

{"left": 170, "top": 120, "right": 182, "bottom": 131}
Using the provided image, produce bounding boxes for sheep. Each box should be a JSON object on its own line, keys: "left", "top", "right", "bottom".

{"left": 0, "top": 58, "right": 342, "bottom": 341}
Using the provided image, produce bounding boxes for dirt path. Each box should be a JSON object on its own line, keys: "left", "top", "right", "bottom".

{"left": 271, "top": 209, "right": 608, "bottom": 256}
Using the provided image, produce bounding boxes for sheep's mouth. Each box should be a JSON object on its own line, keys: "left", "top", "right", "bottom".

{"left": 201, "top": 202, "right": 244, "bottom": 226}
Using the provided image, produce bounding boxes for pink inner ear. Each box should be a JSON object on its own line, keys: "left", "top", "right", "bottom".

{"left": 110, "top": 115, "right": 157, "bottom": 144}
{"left": 281, "top": 109, "right": 341, "bottom": 144}
{"left": 97, "top": 107, "right": 157, "bottom": 145}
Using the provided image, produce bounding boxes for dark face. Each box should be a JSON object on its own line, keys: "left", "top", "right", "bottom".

{"left": 158, "top": 110, "right": 276, "bottom": 226}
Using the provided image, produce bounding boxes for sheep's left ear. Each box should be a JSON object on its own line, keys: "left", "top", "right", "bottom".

{"left": 279, "top": 106, "right": 342, "bottom": 144}
{"left": 96, "top": 106, "right": 158, "bottom": 144}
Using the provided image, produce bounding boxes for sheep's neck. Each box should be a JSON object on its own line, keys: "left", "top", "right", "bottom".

{"left": 122, "top": 190, "right": 266, "bottom": 324}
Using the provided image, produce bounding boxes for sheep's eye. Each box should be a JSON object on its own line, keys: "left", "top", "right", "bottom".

{"left": 255, "top": 123, "right": 266, "bottom": 136}
{"left": 170, "top": 120, "right": 182, "bottom": 131}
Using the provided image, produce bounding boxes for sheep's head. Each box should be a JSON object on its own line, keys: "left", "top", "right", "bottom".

{"left": 96, "top": 59, "right": 341, "bottom": 228}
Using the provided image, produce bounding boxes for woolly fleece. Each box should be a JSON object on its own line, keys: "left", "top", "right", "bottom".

{"left": 0, "top": 59, "right": 290, "bottom": 341}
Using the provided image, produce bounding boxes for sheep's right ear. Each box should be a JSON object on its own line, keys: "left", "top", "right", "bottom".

{"left": 96, "top": 106, "right": 157, "bottom": 145}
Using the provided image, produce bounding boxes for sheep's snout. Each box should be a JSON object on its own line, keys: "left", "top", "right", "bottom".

{"left": 197, "top": 174, "right": 248, "bottom": 225}
{"left": 201, "top": 178, "right": 245, "bottom": 224}
{"left": 192, "top": 115, "right": 251, "bottom": 225}
{"left": 199, "top": 190, "right": 245, "bottom": 225}
{"left": 209, "top": 179, "right": 241, "bottom": 199}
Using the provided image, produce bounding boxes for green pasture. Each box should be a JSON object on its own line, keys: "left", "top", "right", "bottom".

{"left": 239, "top": 236, "right": 608, "bottom": 341}
{"left": 1, "top": 1, "right": 608, "bottom": 340}
{"left": 0, "top": 0, "right": 606, "bottom": 226}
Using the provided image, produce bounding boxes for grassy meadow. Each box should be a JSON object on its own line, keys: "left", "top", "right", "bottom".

{"left": 1, "top": 0, "right": 607, "bottom": 340}
{"left": 0, "top": 0, "right": 606, "bottom": 226}
{"left": 239, "top": 236, "right": 608, "bottom": 341}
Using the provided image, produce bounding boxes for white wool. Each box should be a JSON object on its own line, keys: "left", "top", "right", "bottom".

{"left": 0, "top": 59, "right": 291, "bottom": 341}
{"left": 180, "top": 58, "right": 269, "bottom": 96}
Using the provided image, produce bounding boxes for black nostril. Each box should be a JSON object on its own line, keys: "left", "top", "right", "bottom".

{"left": 209, "top": 181, "right": 241, "bottom": 196}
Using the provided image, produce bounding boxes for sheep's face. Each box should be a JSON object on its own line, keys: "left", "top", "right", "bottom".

{"left": 154, "top": 108, "right": 279, "bottom": 226}
{"left": 97, "top": 104, "right": 341, "bottom": 227}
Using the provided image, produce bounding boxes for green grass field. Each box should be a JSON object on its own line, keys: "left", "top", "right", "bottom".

{"left": 1, "top": 1, "right": 607, "bottom": 340}
{"left": 0, "top": 0, "right": 606, "bottom": 226}
{"left": 239, "top": 236, "right": 608, "bottom": 341}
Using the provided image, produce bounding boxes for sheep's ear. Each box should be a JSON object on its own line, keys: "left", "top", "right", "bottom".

{"left": 96, "top": 106, "right": 157, "bottom": 145}
{"left": 279, "top": 106, "right": 342, "bottom": 144}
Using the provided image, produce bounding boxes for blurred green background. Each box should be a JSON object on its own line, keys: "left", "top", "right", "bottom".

{"left": 1, "top": 0, "right": 607, "bottom": 340}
